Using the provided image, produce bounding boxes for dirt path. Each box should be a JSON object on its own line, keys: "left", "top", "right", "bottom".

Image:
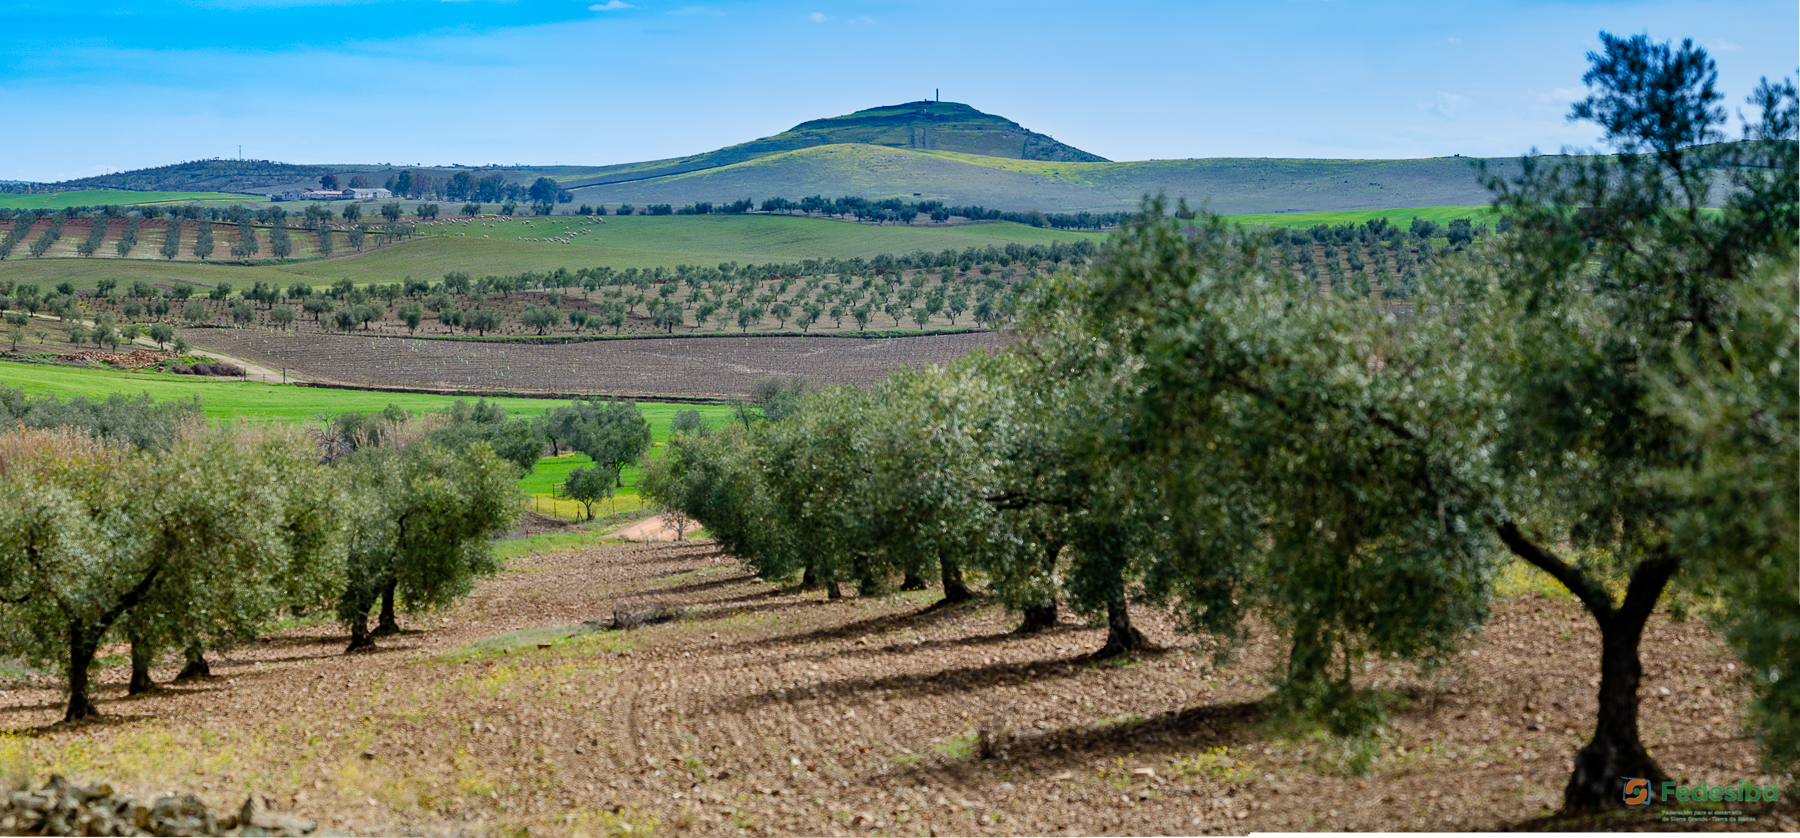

{"left": 0, "top": 541, "right": 1790, "bottom": 836}
{"left": 606, "top": 514, "right": 690, "bottom": 542}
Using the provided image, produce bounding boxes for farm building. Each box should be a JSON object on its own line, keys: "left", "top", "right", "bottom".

{"left": 346, "top": 188, "right": 392, "bottom": 200}
{"left": 274, "top": 188, "right": 348, "bottom": 201}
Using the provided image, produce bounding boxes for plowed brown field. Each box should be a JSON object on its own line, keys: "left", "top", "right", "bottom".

{"left": 0, "top": 539, "right": 1790, "bottom": 836}
{"left": 179, "top": 330, "right": 1007, "bottom": 399}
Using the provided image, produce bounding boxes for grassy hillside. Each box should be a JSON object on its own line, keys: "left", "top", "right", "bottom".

{"left": 0, "top": 191, "right": 257, "bottom": 210}
{"left": 46, "top": 160, "right": 597, "bottom": 197}
{"left": 570, "top": 144, "right": 1522, "bottom": 213}
{"left": 559, "top": 101, "right": 1104, "bottom": 192}
{"left": 0, "top": 212, "right": 1102, "bottom": 291}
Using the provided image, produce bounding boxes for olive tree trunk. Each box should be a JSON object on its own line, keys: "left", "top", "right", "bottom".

{"left": 64, "top": 627, "right": 101, "bottom": 722}
{"left": 174, "top": 643, "right": 211, "bottom": 681}
{"left": 346, "top": 608, "right": 376, "bottom": 652}
{"left": 1499, "top": 523, "right": 1676, "bottom": 811}
{"left": 128, "top": 631, "right": 155, "bottom": 696}
{"left": 1095, "top": 595, "right": 1148, "bottom": 658}
{"left": 1014, "top": 541, "right": 1063, "bottom": 633}
{"left": 938, "top": 556, "right": 973, "bottom": 606}
{"left": 374, "top": 580, "right": 400, "bottom": 636}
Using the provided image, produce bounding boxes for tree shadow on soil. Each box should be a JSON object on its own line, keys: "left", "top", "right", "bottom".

{"left": 705, "top": 646, "right": 1179, "bottom": 714}
{"left": 895, "top": 699, "right": 1269, "bottom": 784}
{"left": 651, "top": 573, "right": 764, "bottom": 599}
{"left": 750, "top": 595, "right": 992, "bottom": 648}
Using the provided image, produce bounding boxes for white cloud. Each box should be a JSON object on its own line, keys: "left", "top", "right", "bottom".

{"left": 588, "top": 1, "right": 634, "bottom": 10}
{"left": 1446, "top": 37, "right": 1460, "bottom": 44}
{"left": 1427, "top": 91, "right": 1469, "bottom": 118}
{"left": 809, "top": 11, "right": 829, "bottom": 22}
{"left": 667, "top": 5, "right": 724, "bottom": 14}
{"left": 1537, "top": 87, "right": 1581, "bottom": 104}
{"left": 1710, "top": 39, "right": 1743, "bottom": 52}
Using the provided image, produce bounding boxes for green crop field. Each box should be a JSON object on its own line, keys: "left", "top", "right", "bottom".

{"left": 0, "top": 212, "right": 1102, "bottom": 292}
{"left": 0, "top": 360, "right": 737, "bottom": 520}
{"left": 0, "top": 191, "right": 257, "bottom": 210}
{"left": 1220, "top": 205, "right": 1501, "bottom": 229}
{"left": 0, "top": 360, "right": 737, "bottom": 428}
{"left": 281, "top": 213, "right": 1104, "bottom": 284}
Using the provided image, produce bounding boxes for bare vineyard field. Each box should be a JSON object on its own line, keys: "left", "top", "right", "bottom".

{"left": 181, "top": 329, "right": 1007, "bottom": 399}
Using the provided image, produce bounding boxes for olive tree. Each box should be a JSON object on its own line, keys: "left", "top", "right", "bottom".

{"left": 562, "top": 465, "right": 616, "bottom": 521}
{"left": 547, "top": 400, "right": 651, "bottom": 488}
{"left": 0, "top": 422, "right": 346, "bottom": 721}
{"left": 336, "top": 438, "right": 522, "bottom": 649}
{"left": 1471, "top": 35, "right": 1796, "bottom": 808}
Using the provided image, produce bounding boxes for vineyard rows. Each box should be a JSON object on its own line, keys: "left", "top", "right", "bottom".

{"left": 180, "top": 329, "right": 1007, "bottom": 399}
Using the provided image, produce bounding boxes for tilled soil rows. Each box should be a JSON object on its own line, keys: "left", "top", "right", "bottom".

{"left": 0, "top": 540, "right": 1790, "bottom": 836}
{"left": 180, "top": 330, "right": 1007, "bottom": 399}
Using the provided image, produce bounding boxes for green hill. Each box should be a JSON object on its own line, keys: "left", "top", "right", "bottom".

{"left": 31, "top": 100, "right": 1540, "bottom": 213}
{"left": 566, "top": 144, "right": 1517, "bottom": 214}
{"left": 557, "top": 100, "right": 1104, "bottom": 191}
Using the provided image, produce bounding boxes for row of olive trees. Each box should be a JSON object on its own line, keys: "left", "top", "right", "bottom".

{"left": 0, "top": 391, "right": 525, "bottom": 721}
{"left": 644, "top": 36, "right": 1796, "bottom": 813}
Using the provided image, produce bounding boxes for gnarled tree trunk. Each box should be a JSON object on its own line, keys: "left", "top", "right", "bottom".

{"left": 1499, "top": 523, "right": 1676, "bottom": 811}
{"left": 128, "top": 631, "right": 155, "bottom": 696}
{"left": 1095, "top": 595, "right": 1148, "bottom": 658}
{"left": 65, "top": 627, "right": 101, "bottom": 722}
{"left": 939, "top": 556, "right": 973, "bottom": 605}
{"left": 374, "top": 580, "right": 400, "bottom": 636}
{"left": 1014, "top": 541, "right": 1062, "bottom": 633}
{"left": 175, "top": 643, "right": 211, "bottom": 681}
{"left": 1015, "top": 603, "right": 1058, "bottom": 634}
{"left": 346, "top": 610, "right": 376, "bottom": 652}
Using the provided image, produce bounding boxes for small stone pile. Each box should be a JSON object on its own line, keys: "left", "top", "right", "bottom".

{"left": 0, "top": 776, "right": 316, "bottom": 836}
{"left": 54, "top": 350, "right": 173, "bottom": 370}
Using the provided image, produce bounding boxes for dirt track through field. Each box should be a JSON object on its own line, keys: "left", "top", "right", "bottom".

{"left": 1, "top": 540, "right": 1792, "bottom": 836}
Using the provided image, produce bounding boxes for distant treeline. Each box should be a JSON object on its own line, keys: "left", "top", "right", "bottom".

{"left": 569, "top": 195, "right": 1131, "bottom": 230}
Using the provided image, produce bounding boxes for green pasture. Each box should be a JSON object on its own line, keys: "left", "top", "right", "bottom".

{"left": 0, "top": 360, "right": 736, "bottom": 428}
{"left": 0, "top": 212, "right": 1102, "bottom": 292}
{"left": 282, "top": 213, "right": 1104, "bottom": 283}
{"left": 0, "top": 361, "right": 569, "bottom": 422}
{"left": 0, "top": 191, "right": 256, "bottom": 210}
{"left": 0, "top": 360, "right": 736, "bottom": 521}
{"left": 0, "top": 257, "right": 296, "bottom": 294}
{"left": 1220, "top": 205, "right": 1501, "bottom": 229}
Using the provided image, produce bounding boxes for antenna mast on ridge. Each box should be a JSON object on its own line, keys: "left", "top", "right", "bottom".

{"left": 935, "top": 88, "right": 939, "bottom": 102}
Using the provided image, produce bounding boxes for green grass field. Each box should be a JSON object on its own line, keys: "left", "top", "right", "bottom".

{"left": 0, "top": 191, "right": 257, "bottom": 210}
{"left": 1219, "top": 205, "right": 1501, "bottom": 229}
{"left": 0, "top": 360, "right": 736, "bottom": 520}
{"left": 286, "top": 213, "right": 1104, "bottom": 283}
{"left": 0, "top": 360, "right": 738, "bottom": 427}
{"left": 0, "top": 212, "right": 1102, "bottom": 292}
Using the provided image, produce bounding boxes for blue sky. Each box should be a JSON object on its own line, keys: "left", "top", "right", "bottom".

{"left": 0, "top": 0, "right": 1793, "bottom": 182}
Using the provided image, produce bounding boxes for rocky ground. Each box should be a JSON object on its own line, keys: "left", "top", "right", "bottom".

{"left": 0, "top": 538, "right": 1791, "bottom": 836}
